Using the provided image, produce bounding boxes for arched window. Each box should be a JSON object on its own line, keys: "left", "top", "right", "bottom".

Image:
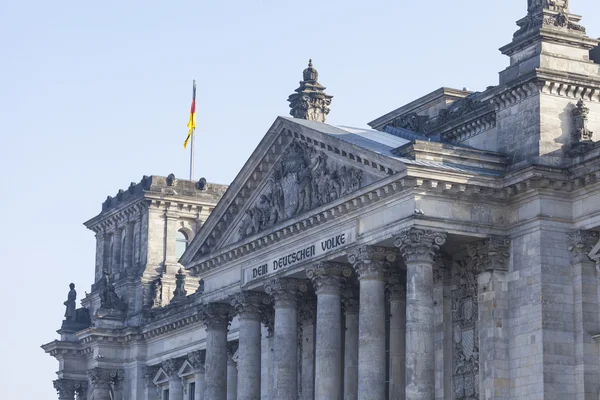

{"left": 176, "top": 230, "right": 189, "bottom": 261}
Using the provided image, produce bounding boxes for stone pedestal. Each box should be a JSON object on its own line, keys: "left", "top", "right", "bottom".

{"left": 265, "top": 278, "right": 307, "bottom": 400}
{"left": 200, "top": 303, "right": 232, "bottom": 400}
{"left": 299, "top": 296, "right": 316, "bottom": 400}
{"left": 231, "top": 291, "right": 269, "bottom": 400}
{"left": 348, "top": 245, "right": 396, "bottom": 400}
{"left": 307, "top": 262, "right": 352, "bottom": 400}
{"left": 342, "top": 285, "right": 359, "bottom": 400}
{"left": 395, "top": 228, "right": 446, "bottom": 400}
{"left": 386, "top": 268, "right": 406, "bottom": 400}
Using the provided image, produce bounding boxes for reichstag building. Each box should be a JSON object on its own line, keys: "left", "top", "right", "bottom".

{"left": 43, "top": 1, "right": 600, "bottom": 399}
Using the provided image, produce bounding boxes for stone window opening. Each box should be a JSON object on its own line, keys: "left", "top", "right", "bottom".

{"left": 176, "top": 230, "right": 190, "bottom": 261}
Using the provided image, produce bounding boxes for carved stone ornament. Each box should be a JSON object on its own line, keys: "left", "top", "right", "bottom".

{"left": 53, "top": 379, "right": 88, "bottom": 397}
{"left": 306, "top": 262, "right": 353, "bottom": 294}
{"left": 392, "top": 112, "right": 429, "bottom": 133}
{"left": 152, "top": 277, "right": 163, "bottom": 308}
{"left": 516, "top": 0, "right": 585, "bottom": 37}
{"left": 288, "top": 60, "right": 333, "bottom": 123}
{"left": 88, "top": 367, "right": 124, "bottom": 387}
{"left": 196, "top": 278, "right": 205, "bottom": 295}
{"left": 142, "top": 366, "right": 160, "bottom": 387}
{"left": 238, "top": 140, "right": 364, "bottom": 240}
{"left": 341, "top": 282, "right": 359, "bottom": 315}
{"left": 385, "top": 267, "right": 406, "bottom": 302}
{"left": 528, "top": 0, "right": 569, "bottom": 14}
{"left": 97, "top": 270, "right": 127, "bottom": 312}
{"left": 264, "top": 278, "right": 308, "bottom": 308}
{"left": 64, "top": 283, "right": 77, "bottom": 321}
{"left": 573, "top": 99, "right": 594, "bottom": 143}
{"left": 162, "top": 358, "right": 183, "bottom": 377}
{"left": 298, "top": 294, "right": 317, "bottom": 325}
{"left": 171, "top": 268, "right": 187, "bottom": 303}
{"left": 568, "top": 230, "right": 599, "bottom": 264}
{"left": 348, "top": 245, "right": 397, "bottom": 279}
{"left": 394, "top": 228, "right": 447, "bottom": 264}
{"left": 473, "top": 237, "right": 511, "bottom": 272}
{"left": 261, "top": 306, "right": 275, "bottom": 336}
{"left": 188, "top": 350, "right": 206, "bottom": 371}
{"left": 230, "top": 291, "right": 271, "bottom": 319}
{"left": 166, "top": 173, "right": 176, "bottom": 186}
{"left": 452, "top": 259, "right": 480, "bottom": 400}
{"left": 199, "top": 303, "right": 233, "bottom": 331}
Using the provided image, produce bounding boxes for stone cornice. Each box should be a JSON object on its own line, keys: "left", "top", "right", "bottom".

{"left": 41, "top": 340, "right": 84, "bottom": 358}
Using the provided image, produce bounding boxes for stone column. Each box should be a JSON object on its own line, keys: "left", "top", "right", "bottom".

{"left": 386, "top": 267, "right": 406, "bottom": 400}
{"left": 88, "top": 368, "right": 123, "bottom": 400}
{"left": 298, "top": 296, "right": 317, "bottom": 400}
{"left": 94, "top": 230, "right": 106, "bottom": 281}
{"left": 189, "top": 350, "right": 206, "bottom": 400}
{"left": 342, "top": 284, "right": 359, "bottom": 400}
{"left": 568, "top": 231, "right": 600, "bottom": 400}
{"left": 231, "top": 291, "right": 269, "bottom": 400}
{"left": 394, "top": 228, "right": 446, "bottom": 400}
{"left": 227, "top": 342, "right": 239, "bottom": 400}
{"left": 306, "top": 262, "right": 352, "bottom": 400}
{"left": 261, "top": 308, "right": 275, "bottom": 400}
{"left": 143, "top": 366, "right": 160, "bottom": 400}
{"left": 163, "top": 359, "right": 184, "bottom": 400}
{"left": 265, "top": 278, "right": 307, "bottom": 400}
{"left": 200, "top": 303, "right": 232, "bottom": 400}
{"left": 348, "top": 245, "right": 396, "bottom": 400}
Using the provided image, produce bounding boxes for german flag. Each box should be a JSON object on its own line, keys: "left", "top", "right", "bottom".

{"left": 184, "top": 80, "right": 196, "bottom": 149}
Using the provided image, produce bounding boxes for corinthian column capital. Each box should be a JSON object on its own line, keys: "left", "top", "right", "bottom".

{"left": 230, "top": 291, "right": 271, "bottom": 320}
{"left": 199, "top": 303, "right": 233, "bottom": 331}
{"left": 394, "top": 228, "right": 446, "bottom": 263}
{"left": 265, "top": 278, "right": 308, "bottom": 308}
{"left": 348, "top": 245, "right": 397, "bottom": 280}
{"left": 54, "top": 379, "right": 87, "bottom": 399}
{"left": 306, "top": 262, "right": 353, "bottom": 294}
{"left": 88, "top": 367, "right": 123, "bottom": 387}
{"left": 469, "top": 236, "right": 511, "bottom": 272}
{"left": 568, "top": 230, "right": 599, "bottom": 264}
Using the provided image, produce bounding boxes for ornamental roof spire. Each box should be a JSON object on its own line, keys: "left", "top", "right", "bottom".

{"left": 288, "top": 59, "right": 333, "bottom": 123}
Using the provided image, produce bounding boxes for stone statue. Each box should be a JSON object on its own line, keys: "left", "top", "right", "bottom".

{"left": 64, "top": 283, "right": 77, "bottom": 321}
{"left": 152, "top": 278, "right": 163, "bottom": 307}
{"left": 97, "top": 271, "right": 126, "bottom": 312}
{"left": 573, "top": 99, "right": 594, "bottom": 143}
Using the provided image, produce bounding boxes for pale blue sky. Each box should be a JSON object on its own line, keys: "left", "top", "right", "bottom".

{"left": 0, "top": 0, "right": 598, "bottom": 397}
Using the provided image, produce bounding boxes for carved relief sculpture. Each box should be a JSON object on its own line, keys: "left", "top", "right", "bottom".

{"left": 97, "top": 271, "right": 127, "bottom": 312}
{"left": 573, "top": 99, "right": 594, "bottom": 143}
{"left": 452, "top": 252, "right": 480, "bottom": 400}
{"left": 238, "top": 140, "right": 364, "bottom": 239}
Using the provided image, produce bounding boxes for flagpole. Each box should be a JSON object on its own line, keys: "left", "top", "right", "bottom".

{"left": 189, "top": 79, "right": 196, "bottom": 181}
{"left": 190, "top": 127, "right": 195, "bottom": 180}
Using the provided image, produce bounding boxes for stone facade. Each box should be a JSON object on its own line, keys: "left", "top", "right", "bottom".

{"left": 43, "top": 2, "right": 600, "bottom": 399}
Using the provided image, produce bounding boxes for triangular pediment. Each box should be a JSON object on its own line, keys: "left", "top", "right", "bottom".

{"left": 590, "top": 238, "right": 600, "bottom": 261}
{"left": 180, "top": 117, "right": 406, "bottom": 268}
{"left": 178, "top": 360, "right": 195, "bottom": 377}
{"left": 153, "top": 368, "right": 169, "bottom": 385}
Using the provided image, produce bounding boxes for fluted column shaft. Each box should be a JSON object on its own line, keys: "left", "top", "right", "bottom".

{"left": 395, "top": 228, "right": 446, "bottom": 400}
{"left": 307, "top": 262, "right": 352, "bottom": 400}
{"left": 201, "top": 303, "right": 232, "bottom": 400}
{"left": 348, "top": 246, "right": 396, "bottom": 400}
{"left": 265, "top": 278, "right": 307, "bottom": 400}
{"left": 386, "top": 269, "right": 407, "bottom": 400}
{"left": 342, "top": 285, "right": 359, "bottom": 400}
{"left": 299, "top": 297, "right": 317, "bottom": 400}
{"left": 231, "top": 291, "right": 269, "bottom": 400}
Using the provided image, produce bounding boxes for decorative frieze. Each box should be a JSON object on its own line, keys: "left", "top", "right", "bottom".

{"left": 568, "top": 230, "right": 599, "bottom": 264}
{"left": 394, "top": 228, "right": 447, "bottom": 264}
{"left": 305, "top": 262, "right": 353, "bottom": 294}
{"left": 199, "top": 303, "right": 233, "bottom": 331}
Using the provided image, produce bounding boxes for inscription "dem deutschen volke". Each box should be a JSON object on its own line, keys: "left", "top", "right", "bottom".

{"left": 243, "top": 228, "right": 356, "bottom": 284}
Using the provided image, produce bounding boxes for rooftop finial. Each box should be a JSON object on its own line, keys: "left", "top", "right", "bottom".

{"left": 288, "top": 60, "right": 333, "bottom": 123}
